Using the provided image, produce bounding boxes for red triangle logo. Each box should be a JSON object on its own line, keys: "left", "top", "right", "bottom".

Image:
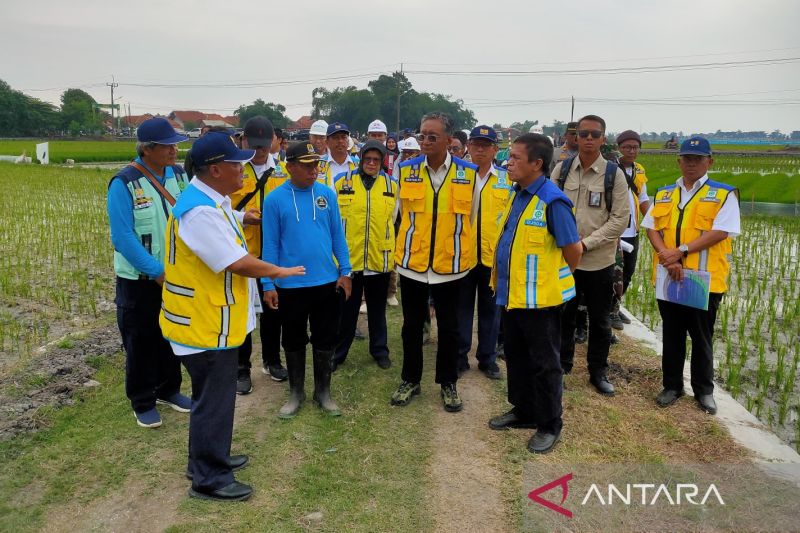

{"left": 528, "top": 473, "right": 573, "bottom": 518}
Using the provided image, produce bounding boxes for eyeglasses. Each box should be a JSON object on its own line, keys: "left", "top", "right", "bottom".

{"left": 619, "top": 144, "right": 640, "bottom": 151}
{"left": 448, "top": 146, "right": 464, "bottom": 153}
{"left": 362, "top": 156, "right": 382, "bottom": 164}
{"left": 415, "top": 133, "right": 439, "bottom": 143}
{"left": 578, "top": 130, "right": 603, "bottom": 139}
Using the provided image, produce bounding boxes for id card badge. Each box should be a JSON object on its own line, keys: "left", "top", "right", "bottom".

{"left": 588, "top": 191, "right": 602, "bottom": 208}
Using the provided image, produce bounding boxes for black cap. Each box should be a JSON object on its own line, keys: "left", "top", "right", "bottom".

{"left": 286, "top": 141, "right": 321, "bottom": 163}
{"left": 243, "top": 116, "right": 274, "bottom": 149}
{"left": 566, "top": 122, "right": 578, "bottom": 133}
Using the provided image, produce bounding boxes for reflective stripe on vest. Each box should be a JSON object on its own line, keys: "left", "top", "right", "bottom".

{"left": 476, "top": 168, "right": 514, "bottom": 267}
{"left": 336, "top": 171, "right": 397, "bottom": 273}
{"left": 650, "top": 180, "right": 737, "bottom": 293}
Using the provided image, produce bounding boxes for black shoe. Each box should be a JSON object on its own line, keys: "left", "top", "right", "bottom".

{"left": 264, "top": 364, "right": 288, "bottom": 382}
{"left": 590, "top": 374, "right": 615, "bottom": 396}
{"left": 696, "top": 394, "right": 717, "bottom": 415}
{"left": 312, "top": 349, "right": 340, "bottom": 416}
{"left": 618, "top": 310, "right": 632, "bottom": 324}
{"left": 186, "top": 455, "right": 250, "bottom": 480}
{"left": 489, "top": 409, "right": 537, "bottom": 431}
{"left": 575, "top": 329, "right": 587, "bottom": 344}
{"left": 354, "top": 327, "right": 365, "bottom": 340}
{"left": 527, "top": 430, "right": 561, "bottom": 454}
{"left": 610, "top": 333, "right": 619, "bottom": 344}
{"left": 610, "top": 313, "right": 624, "bottom": 331}
{"left": 236, "top": 370, "right": 252, "bottom": 395}
{"left": 478, "top": 362, "right": 502, "bottom": 380}
{"left": 496, "top": 344, "right": 505, "bottom": 361}
{"left": 656, "top": 388, "right": 684, "bottom": 407}
{"left": 375, "top": 356, "right": 392, "bottom": 369}
{"left": 188, "top": 481, "right": 253, "bottom": 502}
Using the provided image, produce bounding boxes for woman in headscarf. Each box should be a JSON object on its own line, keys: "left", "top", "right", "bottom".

{"left": 384, "top": 134, "right": 400, "bottom": 176}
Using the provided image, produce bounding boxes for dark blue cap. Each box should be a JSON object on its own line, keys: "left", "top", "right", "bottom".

{"left": 469, "top": 125, "right": 498, "bottom": 143}
{"left": 679, "top": 136, "right": 712, "bottom": 156}
{"left": 136, "top": 117, "right": 188, "bottom": 144}
{"left": 327, "top": 122, "right": 350, "bottom": 136}
{"left": 191, "top": 132, "right": 255, "bottom": 166}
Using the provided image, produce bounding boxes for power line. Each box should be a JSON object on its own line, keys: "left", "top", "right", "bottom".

{"left": 405, "top": 57, "right": 800, "bottom": 77}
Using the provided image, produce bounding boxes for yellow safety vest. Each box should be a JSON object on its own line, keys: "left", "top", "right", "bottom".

{"left": 395, "top": 156, "right": 476, "bottom": 274}
{"left": 160, "top": 184, "right": 250, "bottom": 351}
{"left": 491, "top": 180, "right": 576, "bottom": 309}
{"left": 335, "top": 171, "right": 397, "bottom": 273}
{"left": 649, "top": 179, "right": 738, "bottom": 293}
{"left": 265, "top": 160, "right": 291, "bottom": 196}
{"left": 621, "top": 161, "right": 648, "bottom": 226}
{"left": 318, "top": 156, "right": 357, "bottom": 189}
{"left": 476, "top": 167, "right": 514, "bottom": 268}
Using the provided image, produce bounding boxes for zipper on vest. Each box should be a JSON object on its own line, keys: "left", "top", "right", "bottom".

{"left": 429, "top": 190, "right": 439, "bottom": 268}
{"left": 364, "top": 185, "right": 371, "bottom": 271}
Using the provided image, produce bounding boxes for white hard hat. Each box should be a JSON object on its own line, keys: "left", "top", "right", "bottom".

{"left": 347, "top": 136, "right": 355, "bottom": 151}
{"left": 310, "top": 120, "right": 328, "bottom": 136}
{"left": 400, "top": 137, "right": 420, "bottom": 151}
{"left": 529, "top": 125, "right": 544, "bottom": 134}
{"left": 368, "top": 119, "right": 388, "bottom": 134}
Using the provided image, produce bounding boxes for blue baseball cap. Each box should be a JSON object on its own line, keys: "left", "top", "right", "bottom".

{"left": 136, "top": 117, "right": 188, "bottom": 144}
{"left": 191, "top": 132, "right": 255, "bottom": 166}
{"left": 327, "top": 122, "right": 350, "bottom": 137}
{"left": 679, "top": 136, "right": 712, "bottom": 156}
{"left": 469, "top": 125, "right": 498, "bottom": 143}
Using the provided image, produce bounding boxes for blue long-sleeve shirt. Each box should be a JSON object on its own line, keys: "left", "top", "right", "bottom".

{"left": 107, "top": 159, "right": 175, "bottom": 278}
{"left": 260, "top": 180, "right": 351, "bottom": 291}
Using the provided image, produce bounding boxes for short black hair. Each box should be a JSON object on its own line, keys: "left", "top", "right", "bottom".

{"left": 420, "top": 111, "right": 454, "bottom": 136}
{"left": 577, "top": 114, "right": 606, "bottom": 132}
{"left": 452, "top": 130, "right": 468, "bottom": 146}
{"left": 274, "top": 128, "right": 284, "bottom": 140}
{"left": 513, "top": 133, "right": 553, "bottom": 171}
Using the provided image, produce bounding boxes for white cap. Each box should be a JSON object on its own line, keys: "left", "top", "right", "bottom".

{"left": 368, "top": 119, "right": 388, "bottom": 134}
{"left": 347, "top": 136, "right": 355, "bottom": 151}
{"left": 529, "top": 125, "right": 544, "bottom": 134}
{"left": 400, "top": 137, "right": 420, "bottom": 151}
{"left": 310, "top": 120, "right": 328, "bottom": 136}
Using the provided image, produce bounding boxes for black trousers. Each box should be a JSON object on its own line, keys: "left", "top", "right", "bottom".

{"left": 456, "top": 265, "right": 500, "bottom": 367}
{"left": 115, "top": 277, "right": 182, "bottom": 413}
{"left": 335, "top": 272, "right": 390, "bottom": 364}
{"left": 560, "top": 265, "right": 614, "bottom": 375}
{"left": 182, "top": 347, "right": 238, "bottom": 492}
{"left": 238, "top": 279, "right": 282, "bottom": 371}
{"left": 277, "top": 282, "right": 341, "bottom": 352}
{"left": 504, "top": 306, "right": 563, "bottom": 434}
{"left": 621, "top": 235, "right": 640, "bottom": 294}
{"left": 399, "top": 275, "right": 460, "bottom": 385}
{"left": 658, "top": 293, "right": 722, "bottom": 396}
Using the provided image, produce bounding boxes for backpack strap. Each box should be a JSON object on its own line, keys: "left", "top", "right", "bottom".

{"left": 604, "top": 162, "right": 618, "bottom": 213}
{"left": 556, "top": 155, "right": 575, "bottom": 190}
{"left": 235, "top": 166, "right": 274, "bottom": 211}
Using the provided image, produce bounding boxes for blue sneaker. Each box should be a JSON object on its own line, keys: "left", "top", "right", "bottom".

{"left": 156, "top": 393, "right": 192, "bottom": 413}
{"left": 134, "top": 408, "right": 162, "bottom": 428}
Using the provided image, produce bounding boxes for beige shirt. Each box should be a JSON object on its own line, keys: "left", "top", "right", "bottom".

{"left": 551, "top": 154, "right": 630, "bottom": 271}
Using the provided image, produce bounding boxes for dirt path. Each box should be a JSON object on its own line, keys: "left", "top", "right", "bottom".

{"left": 425, "top": 317, "right": 514, "bottom": 533}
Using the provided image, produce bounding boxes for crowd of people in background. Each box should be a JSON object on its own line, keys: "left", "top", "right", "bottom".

{"left": 107, "top": 111, "right": 740, "bottom": 501}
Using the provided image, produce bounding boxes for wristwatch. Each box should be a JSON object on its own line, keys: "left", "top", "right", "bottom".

{"left": 343, "top": 272, "right": 354, "bottom": 279}
{"left": 679, "top": 244, "right": 689, "bottom": 257}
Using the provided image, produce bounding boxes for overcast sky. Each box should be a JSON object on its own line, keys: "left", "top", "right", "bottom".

{"left": 2, "top": 0, "right": 799, "bottom": 134}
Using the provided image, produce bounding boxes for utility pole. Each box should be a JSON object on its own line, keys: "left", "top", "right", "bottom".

{"left": 107, "top": 76, "right": 119, "bottom": 134}
{"left": 395, "top": 63, "right": 403, "bottom": 135}
{"left": 570, "top": 95, "right": 575, "bottom": 122}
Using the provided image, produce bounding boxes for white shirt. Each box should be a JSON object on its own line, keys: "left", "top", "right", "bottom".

{"left": 472, "top": 165, "right": 495, "bottom": 210}
{"left": 170, "top": 178, "right": 258, "bottom": 356}
{"left": 621, "top": 165, "right": 650, "bottom": 238}
{"left": 640, "top": 174, "right": 741, "bottom": 237}
{"left": 396, "top": 153, "right": 472, "bottom": 285}
{"left": 326, "top": 151, "right": 355, "bottom": 182}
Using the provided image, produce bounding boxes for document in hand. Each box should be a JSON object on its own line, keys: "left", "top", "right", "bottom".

{"left": 655, "top": 264, "right": 711, "bottom": 311}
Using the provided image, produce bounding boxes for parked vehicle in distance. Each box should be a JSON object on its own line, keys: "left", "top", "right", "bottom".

{"left": 187, "top": 127, "right": 203, "bottom": 138}
{"left": 289, "top": 129, "right": 310, "bottom": 141}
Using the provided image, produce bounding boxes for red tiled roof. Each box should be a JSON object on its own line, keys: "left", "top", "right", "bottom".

{"left": 289, "top": 115, "right": 314, "bottom": 130}
{"left": 170, "top": 110, "right": 206, "bottom": 123}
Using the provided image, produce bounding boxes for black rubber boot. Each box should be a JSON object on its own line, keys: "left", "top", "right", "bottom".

{"left": 312, "top": 349, "right": 340, "bottom": 416}
{"left": 278, "top": 350, "right": 306, "bottom": 419}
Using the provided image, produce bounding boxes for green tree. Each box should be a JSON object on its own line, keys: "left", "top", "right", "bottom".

{"left": 0, "top": 79, "right": 59, "bottom": 136}
{"left": 510, "top": 119, "right": 539, "bottom": 134}
{"left": 60, "top": 88, "right": 105, "bottom": 134}
{"left": 234, "top": 99, "right": 290, "bottom": 128}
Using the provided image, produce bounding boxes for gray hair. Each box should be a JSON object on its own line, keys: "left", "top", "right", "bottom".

{"left": 136, "top": 141, "right": 156, "bottom": 157}
{"left": 421, "top": 112, "right": 454, "bottom": 136}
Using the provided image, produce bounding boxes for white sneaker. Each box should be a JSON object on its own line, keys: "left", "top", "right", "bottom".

{"left": 387, "top": 296, "right": 399, "bottom": 306}
{"left": 359, "top": 303, "right": 368, "bottom": 314}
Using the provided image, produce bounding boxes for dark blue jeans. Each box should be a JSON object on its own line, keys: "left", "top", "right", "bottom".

{"left": 457, "top": 265, "right": 500, "bottom": 368}
{"left": 183, "top": 347, "right": 238, "bottom": 492}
